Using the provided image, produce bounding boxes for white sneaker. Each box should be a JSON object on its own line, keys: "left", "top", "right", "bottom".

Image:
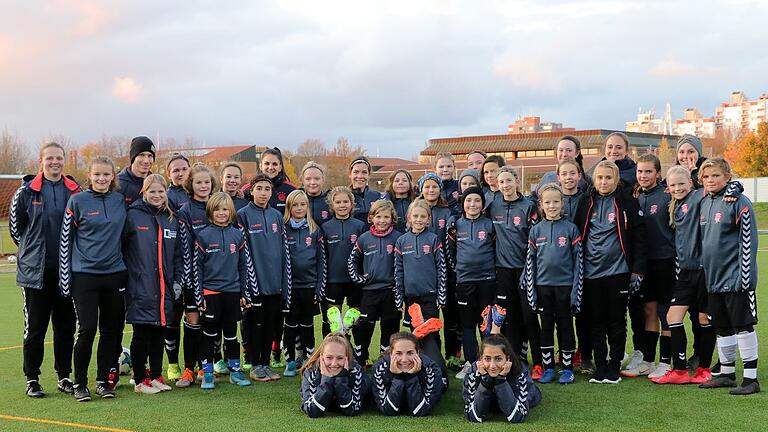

{"left": 622, "top": 350, "right": 643, "bottom": 371}
{"left": 648, "top": 362, "right": 671, "bottom": 380}
{"left": 150, "top": 378, "right": 172, "bottom": 391}
{"left": 621, "top": 360, "right": 652, "bottom": 377}
{"left": 134, "top": 382, "right": 160, "bottom": 394}
{"left": 455, "top": 362, "right": 472, "bottom": 380}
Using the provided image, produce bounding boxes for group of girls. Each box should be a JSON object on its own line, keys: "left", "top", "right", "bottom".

{"left": 12, "top": 129, "right": 759, "bottom": 422}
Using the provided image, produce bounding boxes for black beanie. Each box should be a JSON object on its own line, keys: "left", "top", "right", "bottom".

{"left": 130, "top": 136, "right": 156, "bottom": 164}
{"left": 460, "top": 186, "right": 485, "bottom": 211}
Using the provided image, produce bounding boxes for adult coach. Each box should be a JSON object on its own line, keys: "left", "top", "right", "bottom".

{"left": 118, "top": 136, "right": 156, "bottom": 206}
{"left": 10, "top": 142, "right": 82, "bottom": 397}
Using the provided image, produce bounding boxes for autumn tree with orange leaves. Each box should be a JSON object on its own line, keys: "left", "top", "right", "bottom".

{"left": 723, "top": 123, "right": 768, "bottom": 177}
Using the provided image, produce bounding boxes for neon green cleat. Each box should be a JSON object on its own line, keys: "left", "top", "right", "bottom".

{"left": 342, "top": 308, "right": 361, "bottom": 332}
{"left": 270, "top": 357, "right": 285, "bottom": 369}
{"left": 327, "top": 306, "right": 343, "bottom": 333}
{"left": 166, "top": 363, "right": 182, "bottom": 381}
{"left": 242, "top": 363, "right": 253, "bottom": 372}
{"left": 214, "top": 359, "right": 230, "bottom": 375}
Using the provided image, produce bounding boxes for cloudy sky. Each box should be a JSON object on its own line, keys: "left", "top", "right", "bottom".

{"left": 1, "top": 0, "right": 766, "bottom": 158}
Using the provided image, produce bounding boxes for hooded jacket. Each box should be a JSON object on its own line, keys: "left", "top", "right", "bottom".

{"left": 348, "top": 227, "right": 402, "bottom": 290}
{"left": 486, "top": 194, "right": 539, "bottom": 270}
{"left": 59, "top": 189, "right": 127, "bottom": 297}
{"left": 237, "top": 203, "right": 291, "bottom": 301}
{"left": 372, "top": 353, "right": 446, "bottom": 416}
{"left": 10, "top": 173, "right": 81, "bottom": 289}
{"left": 394, "top": 229, "right": 447, "bottom": 309}
{"left": 322, "top": 216, "right": 366, "bottom": 284}
{"left": 122, "top": 200, "right": 189, "bottom": 326}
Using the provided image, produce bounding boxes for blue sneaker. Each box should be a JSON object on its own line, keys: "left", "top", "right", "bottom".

{"left": 229, "top": 371, "right": 252, "bottom": 387}
{"left": 490, "top": 305, "right": 507, "bottom": 328}
{"left": 539, "top": 368, "right": 557, "bottom": 384}
{"left": 201, "top": 372, "right": 215, "bottom": 390}
{"left": 283, "top": 361, "right": 298, "bottom": 377}
{"left": 559, "top": 369, "right": 575, "bottom": 384}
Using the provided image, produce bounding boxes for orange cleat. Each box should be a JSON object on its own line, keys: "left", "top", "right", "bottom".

{"left": 689, "top": 367, "right": 712, "bottom": 384}
{"left": 414, "top": 318, "right": 443, "bottom": 339}
{"left": 531, "top": 365, "right": 543, "bottom": 381}
{"left": 653, "top": 369, "right": 691, "bottom": 385}
{"left": 408, "top": 303, "right": 425, "bottom": 328}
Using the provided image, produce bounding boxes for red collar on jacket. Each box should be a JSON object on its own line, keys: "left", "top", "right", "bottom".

{"left": 30, "top": 172, "right": 81, "bottom": 194}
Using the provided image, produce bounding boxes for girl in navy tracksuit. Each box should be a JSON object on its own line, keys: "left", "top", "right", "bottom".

{"left": 123, "top": 174, "right": 189, "bottom": 394}
{"left": 372, "top": 332, "right": 446, "bottom": 416}
{"left": 385, "top": 169, "right": 415, "bottom": 234}
{"left": 522, "top": 183, "right": 583, "bottom": 384}
{"left": 697, "top": 158, "right": 759, "bottom": 395}
{"left": 486, "top": 166, "right": 542, "bottom": 378}
{"left": 300, "top": 333, "right": 370, "bottom": 418}
{"left": 462, "top": 334, "right": 541, "bottom": 423}
{"left": 237, "top": 174, "right": 291, "bottom": 382}
{"left": 435, "top": 152, "right": 460, "bottom": 214}
{"left": 574, "top": 160, "right": 646, "bottom": 385}
{"left": 349, "top": 156, "right": 383, "bottom": 229}
{"left": 481, "top": 155, "right": 505, "bottom": 205}
{"left": 348, "top": 199, "right": 402, "bottom": 365}
{"left": 166, "top": 153, "right": 190, "bottom": 212}
{"left": 283, "top": 190, "right": 326, "bottom": 377}
{"left": 301, "top": 161, "right": 332, "bottom": 226}
{"left": 193, "top": 192, "right": 253, "bottom": 390}
{"left": 322, "top": 187, "right": 366, "bottom": 338}
{"left": 628, "top": 154, "right": 675, "bottom": 380}
{"left": 221, "top": 162, "right": 249, "bottom": 211}
{"left": 417, "top": 173, "right": 461, "bottom": 366}
{"left": 394, "top": 200, "right": 447, "bottom": 366}
{"left": 59, "top": 156, "right": 127, "bottom": 401}
{"left": 11, "top": 142, "right": 81, "bottom": 398}
{"left": 174, "top": 164, "right": 220, "bottom": 387}
{"left": 447, "top": 187, "right": 496, "bottom": 376}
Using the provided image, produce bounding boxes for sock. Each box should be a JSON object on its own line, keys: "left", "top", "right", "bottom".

{"left": 228, "top": 359, "right": 241, "bottom": 372}
{"left": 201, "top": 360, "right": 213, "bottom": 374}
{"left": 541, "top": 346, "right": 555, "bottom": 369}
{"left": 669, "top": 322, "right": 687, "bottom": 371}
{"left": 699, "top": 323, "right": 715, "bottom": 368}
{"left": 659, "top": 335, "right": 671, "bottom": 365}
{"left": 183, "top": 322, "right": 200, "bottom": 371}
{"left": 213, "top": 337, "right": 222, "bottom": 362}
{"left": 643, "top": 330, "right": 659, "bottom": 362}
{"left": 716, "top": 333, "right": 737, "bottom": 378}
{"left": 164, "top": 325, "right": 180, "bottom": 364}
{"left": 561, "top": 350, "right": 575, "bottom": 370}
{"left": 737, "top": 331, "right": 759, "bottom": 383}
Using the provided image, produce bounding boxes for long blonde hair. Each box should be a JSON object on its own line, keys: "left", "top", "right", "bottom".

{"left": 300, "top": 332, "right": 355, "bottom": 376}
{"left": 142, "top": 174, "right": 174, "bottom": 218}
{"left": 666, "top": 165, "right": 692, "bottom": 228}
{"left": 283, "top": 189, "right": 318, "bottom": 233}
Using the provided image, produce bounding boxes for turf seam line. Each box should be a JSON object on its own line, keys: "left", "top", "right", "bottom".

{"left": 0, "top": 414, "right": 135, "bottom": 432}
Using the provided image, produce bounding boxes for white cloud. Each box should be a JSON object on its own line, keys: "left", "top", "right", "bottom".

{"left": 493, "top": 55, "right": 563, "bottom": 93}
{"left": 649, "top": 60, "right": 722, "bottom": 78}
{"left": 112, "top": 77, "right": 142, "bottom": 103}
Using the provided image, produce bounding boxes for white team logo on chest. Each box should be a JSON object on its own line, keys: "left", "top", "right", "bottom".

{"left": 558, "top": 236, "right": 567, "bottom": 247}
{"left": 271, "top": 223, "right": 278, "bottom": 233}
{"left": 714, "top": 212, "right": 722, "bottom": 224}
{"left": 478, "top": 230, "right": 487, "bottom": 240}
{"left": 305, "top": 236, "right": 312, "bottom": 246}
{"left": 650, "top": 204, "right": 658, "bottom": 215}
{"left": 513, "top": 216, "right": 521, "bottom": 226}
{"left": 681, "top": 203, "right": 689, "bottom": 214}
{"left": 350, "top": 234, "right": 357, "bottom": 244}
{"left": 608, "top": 212, "right": 616, "bottom": 223}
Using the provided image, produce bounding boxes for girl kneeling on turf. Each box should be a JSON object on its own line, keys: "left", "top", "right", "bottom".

{"left": 283, "top": 190, "right": 326, "bottom": 377}
{"left": 522, "top": 183, "right": 583, "bottom": 384}
{"left": 123, "top": 175, "right": 189, "bottom": 394}
{"left": 300, "top": 333, "right": 370, "bottom": 418}
{"left": 372, "top": 332, "right": 446, "bottom": 416}
{"left": 463, "top": 334, "right": 541, "bottom": 423}
{"left": 193, "top": 192, "right": 253, "bottom": 389}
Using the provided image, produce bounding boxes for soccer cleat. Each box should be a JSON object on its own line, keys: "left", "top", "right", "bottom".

{"left": 214, "top": 359, "right": 230, "bottom": 375}
{"left": 622, "top": 350, "right": 643, "bottom": 371}
{"left": 479, "top": 305, "right": 492, "bottom": 336}
{"left": 26, "top": 380, "right": 44, "bottom": 398}
{"left": 264, "top": 366, "right": 281, "bottom": 381}
{"left": 343, "top": 308, "right": 362, "bottom": 332}
{"left": 166, "top": 363, "right": 182, "bottom": 381}
{"left": 699, "top": 375, "right": 737, "bottom": 389}
{"left": 689, "top": 367, "right": 712, "bottom": 385}
{"left": 531, "top": 365, "right": 543, "bottom": 381}
{"left": 621, "top": 360, "right": 653, "bottom": 377}
{"left": 200, "top": 372, "right": 215, "bottom": 390}
{"left": 175, "top": 369, "right": 195, "bottom": 388}
{"left": 578, "top": 359, "right": 596, "bottom": 375}
{"left": 559, "top": 369, "right": 575, "bottom": 384}
{"left": 710, "top": 362, "right": 722, "bottom": 377}
{"left": 538, "top": 368, "right": 557, "bottom": 384}
{"left": 408, "top": 303, "right": 425, "bottom": 328}
{"left": 270, "top": 357, "right": 285, "bottom": 369}
{"left": 283, "top": 361, "right": 298, "bottom": 377}
{"left": 57, "top": 378, "right": 74, "bottom": 394}
{"left": 414, "top": 318, "right": 443, "bottom": 339}
{"left": 229, "top": 371, "right": 252, "bottom": 386}
{"left": 648, "top": 363, "right": 671, "bottom": 380}
{"left": 95, "top": 382, "right": 116, "bottom": 398}
{"left": 653, "top": 369, "right": 691, "bottom": 385}
{"left": 242, "top": 363, "right": 253, "bottom": 372}
{"left": 250, "top": 365, "right": 270, "bottom": 382}
{"left": 135, "top": 379, "right": 161, "bottom": 394}
{"left": 490, "top": 305, "right": 507, "bottom": 328}
{"left": 73, "top": 385, "right": 91, "bottom": 402}
{"left": 327, "top": 307, "right": 343, "bottom": 333}
{"left": 589, "top": 368, "right": 606, "bottom": 384}
{"left": 446, "top": 356, "right": 463, "bottom": 371}
{"left": 730, "top": 382, "right": 761, "bottom": 395}
{"left": 603, "top": 370, "right": 622, "bottom": 384}
{"left": 365, "top": 359, "right": 374, "bottom": 369}
{"left": 107, "top": 368, "right": 120, "bottom": 389}
{"left": 151, "top": 377, "right": 172, "bottom": 391}
{"left": 455, "top": 362, "right": 472, "bottom": 380}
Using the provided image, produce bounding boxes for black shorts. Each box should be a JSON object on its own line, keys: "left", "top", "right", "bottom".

{"left": 201, "top": 292, "right": 242, "bottom": 324}
{"left": 184, "top": 287, "right": 199, "bottom": 313}
{"left": 325, "top": 282, "right": 362, "bottom": 308}
{"left": 708, "top": 291, "right": 758, "bottom": 329}
{"left": 456, "top": 281, "right": 496, "bottom": 328}
{"left": 639, "top": 258, "right": 676, "bottom": 303}
{"left": 670, "top": 269, "right": 708, "bottom": 311}
{"left": 359, "top": 289, "right": 401, "bottom": 323}
{"left": 536, "top": 285, "right": 571, "bottom": 316}
{"left": 495, "top": 268, "right": 522, "bottom": 309}
{"left": 404, "top": 295, "right": 439, "bottom": 327}
{"left": 286, "top": 289, "right": 318, "bottom": 325}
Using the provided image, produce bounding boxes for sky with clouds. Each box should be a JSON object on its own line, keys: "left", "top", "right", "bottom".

{"left": 1, "top": 0, "right": 766, "bottom": 158}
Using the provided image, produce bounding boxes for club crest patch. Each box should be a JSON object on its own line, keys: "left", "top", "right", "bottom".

{"left": 478, "top": 230, "right": 487, "bottom": 240}
{"left": 271, "top": 223, "right": 278, "bottom": 233}
{"left": 452, "top": 191, "right": 459, "bottom": 199}
{"left": 513, "top": 216, "right": 521, "bottom": 226}
{"left": 230, "top": 243, "right": 237, "bottom": 254}
{"left": 650, "top": 204, "right": 658, "bottom": 215}
{"left": 386, "top": 244, "right": 394, "bottom": 254}
{"left": 608, "top": 212, "right": 616, "bottom": 223}
{"left": 305, "top": 237, "right": 312, "bottom": 246}
{"left": 681, "top": 203, "right": 689, "bottom": 214}
{"left": 321, "top": 210, "right": 329, "bottom": 219}
{"left": 438, "top": 219, "right": 445, "bottom": 228}
{"left": 422, "top": 244, "right": 431, "bottom": 254}
{"left": 277, "top": 192, "right": 286, "bottom": 202}
{"left": 558, "top": 236, "right": 567, "bottom": 247}
{"left": 714, "top": 212, "right": 722, "bottom": 224}
{"left": 350, "top": 234, "right": 358, "bottom": 244}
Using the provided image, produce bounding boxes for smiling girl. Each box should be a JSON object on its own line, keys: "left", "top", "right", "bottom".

{"left": 349, "top": 156, "right": 383, "bottom": 229}
{"left": 385, "top": 169, "right": 416, "bottom": 233}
